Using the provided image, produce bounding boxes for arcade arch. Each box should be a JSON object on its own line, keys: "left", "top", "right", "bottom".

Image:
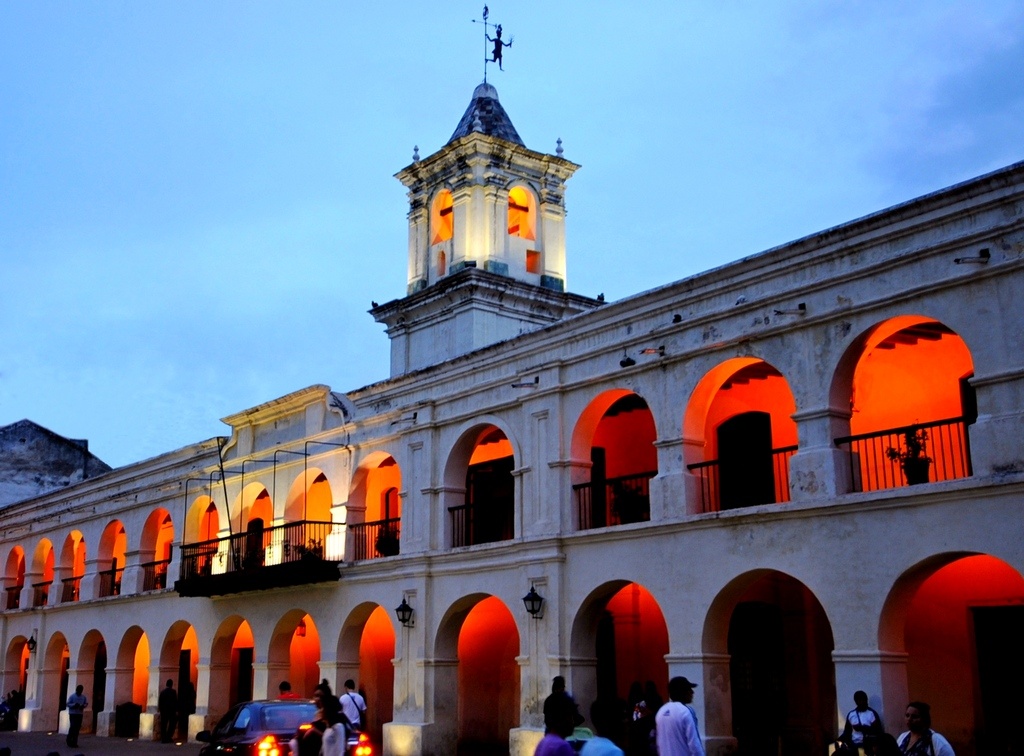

{"left": 569, "top": 581, "right": 669, "bottom": 738}
{"left": 434, "top": 595, "right": 520, "bottom": 755}
{"left": 444, "top": 425, "right": 516, "bottom": 548}
{"left": 571, "top": 390, "right": 658, "bottom": 529}
{"left": 209, "top": 617, "right": 255, "bottom": 714}
{"left": 831, "top": 317, "right": 975, "bottom": 491}
{"left": 58, "top": 531, "right": 85, "bottom": 603}
{"left": 30, "top": 539, "right": 55, "bottom": 607}
{"left": 684, "top": 358, "right": 798, "bottom": 512}
{"left": 879, "top": 554, "right": 1024, "bottom": 756}
{"left": 4, "top": 546, "right": 26, "bottom": 610}
{"left": 97, "top": 520, "right": 127, "bottom": 598}
{"left": 703, "top": 570, "right": 835, "bottom": 756}
{"left": 284, "top": 468, "right": 333, "bottom": 523}
{"left": 77, "top": 629, "right": 108, "bottom": 735}
{"left": 140, "top": 509, "right": 174, "bottom": 591}
{"left": 38, "top": 632, "right": 71, "bottom": 731}
{"left": 348, "top": 453, "right": 402, "bottom": 560}
{"left": 338, "top": 603, "right": 396, "bottom": 741}
{"left": 268, "top": 610, "right": 320, "bottom": 699}
{"left": 2, "top": 636, "right": 31, "bottom": 709}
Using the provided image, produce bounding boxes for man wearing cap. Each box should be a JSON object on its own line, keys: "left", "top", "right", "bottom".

{"left": 655, "top": 676, "right": 704, "bottom": 756}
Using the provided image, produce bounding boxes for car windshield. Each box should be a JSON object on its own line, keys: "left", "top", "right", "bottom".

{"left": 260, "top": 703, "right": 317, "bottom": 732}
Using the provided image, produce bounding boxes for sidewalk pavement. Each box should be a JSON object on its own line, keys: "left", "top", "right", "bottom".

{"left": 0, "top": 730, "right": 203, "bottom": 756}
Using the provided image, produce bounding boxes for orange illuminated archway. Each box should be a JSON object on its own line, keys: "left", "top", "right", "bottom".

{"left": 210, "top": 616, "right": 256, "bottom": 712}
{"left": 337, "top": 603, "right": 397, "bottom": 741}
{"left": 832, "top": 317, "right": 975, "bottom": 491}
{"left": 879, "top": 554, "right": 1024, "bottom": 754}
{"left": 77, "top": 629, "right": 109, "bottom": 732}
{"left": 37, "top": 632, "right": 71, "bottom": 731}
{"left": 348, "top": 453, "right": 402, "bottom": 560}
{"left": 443, "top": 425, "right": 516, "bottom": 547}
{"left": 571, "top": 390, "right": 658, "bottom": 529}
{"left": 4, "top": 546, "right": 26, "bottom": 609}
{"left": 2, "top": 635, "right": 32, "bottom": 707}
{"left": 508, "top": 186, "right": 536, "bottom": 240}
{"left": 684, "top": 358, "right": 797, "bottom": 511}
{"left": 268, "top": 610, "right": 320, "bottom": 699}
{"left": 58, "top": 532, "right": 85, "bottom": 603}
{"left": 30, "top": 539, "right": 55, "bottom": 606}
{"left": 97, "top": 521, "right": 127, "bottom": 598}
{"left": 434, "top": 595, "right": 521, "bottom": 754}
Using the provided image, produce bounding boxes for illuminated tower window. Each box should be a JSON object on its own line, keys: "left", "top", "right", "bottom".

{"left": 432, "top": 190, "right": 454, "bottom": 244}
{"left": 526, "top": 249, "right": 541, "bottom": 274}
{"left": 508, "top": 186, "right": 535, "bottom": 240}
{"left": 438, "top": 250, "right": 447, "bottom": 277}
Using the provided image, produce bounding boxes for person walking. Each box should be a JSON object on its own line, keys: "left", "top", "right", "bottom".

{"left": 65, "top": 684, "right": 87, "bottom": 748}
{"left": 339, "top": 679, "right": 367, "bottom": 732}
{"left": 654, "top": 677, "right": 704, "bottom": 756}
{"left": 158, "top": 679, "right": 178, "bottom": 743}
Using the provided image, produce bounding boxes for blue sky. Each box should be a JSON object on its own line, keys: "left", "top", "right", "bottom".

{"left": 2, "top": 1, "right": 1022, "bottom": 467}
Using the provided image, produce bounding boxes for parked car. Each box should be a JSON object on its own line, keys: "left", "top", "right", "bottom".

{"left": 196, "top": 699, "right": 374, "bottom": 756}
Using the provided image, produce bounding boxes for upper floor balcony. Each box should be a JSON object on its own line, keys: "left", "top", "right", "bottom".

{"left": 174, "top": 519, "right": 341, "bottom": 598}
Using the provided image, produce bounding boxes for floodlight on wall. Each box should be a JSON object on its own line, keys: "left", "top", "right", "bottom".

{"left": 522, "top": 586, "right": 545, "bottom": 619}
{"left": 954, "top": 248, "right": 990, "bottom": 264}
{"left": 26, "top": 634, "right": 37, "bottom": 653}
{"left": 619, "top": 351, "right": 636, "bottom": 369}
{"left": 296, "top": 620, "right": 307, "bottom": 638}
{"left": 511, "top": 376, "right": 540, "bottom": 389}
{"left": 640, "top": 346, "right": 665, "bottom": 357}
{"left": 390, "top": 412, "right": 418, "bottom": 427}
{"left": 395, "top": 598, "right": 414, "bottom": 628}
{"left": 773, "top": 303, "right": 807, "bottom": 316}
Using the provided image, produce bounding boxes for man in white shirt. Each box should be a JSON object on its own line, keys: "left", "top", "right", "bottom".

{"left": 340, "top": 678, "right": 367, "bottom": 731}
{"left": 655, "top": 677, "right": 704, "bottom": 756}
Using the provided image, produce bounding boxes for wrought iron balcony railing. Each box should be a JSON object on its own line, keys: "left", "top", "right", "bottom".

{"left": 834, "top": 416, "right": 971, "bottom": 493}
{"left": 175, "top": 520, "right": 341, "bottom": 597}
{"left": 5, "top": 585, "right": 22, "bottom": 610}
{"left": 348, "top": 518, "right": 401, "bottom": 561}
{"left": 449, "top": 502, "right": 514, "bottom": 548}
{"left": 687, "top": 446, "right": 797, "bottom": 513}
{"left": 32, "top": 580, "right": 52, "bottom": 608}
{"left": 573, "top": 471, "right": 656, "bottom": 530}
{"left": 142, "top": 556, "right": 171, "bottom": 591}
{"left": 98, "top": 567, "right": 123, "bottom": 598}
{"left": 61, "top": 576, "right": 82, "bottom": 603}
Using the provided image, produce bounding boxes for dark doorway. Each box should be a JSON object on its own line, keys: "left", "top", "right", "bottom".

{"left": 232, "top": 647, "right": 254, "bottom": 706}
{"left": 595, "top": 610, "right": 617, "bottom": 701}
{"left": 973, "top": 605, "right": 1024, "bottom": 756}
{"left": 92, "top": 641, "right": 107, "bottom": 731}
{"left": 718, "top": 412, "right": 775, "bottom": 509}
{"left": 465, "top": 456, "right": 514, "bottom": 545}
{"left": 58, "top": 651, "right": 70, "bottom": 714}
{"left": 729, "top": 602, "right": 785, "bottom": 755}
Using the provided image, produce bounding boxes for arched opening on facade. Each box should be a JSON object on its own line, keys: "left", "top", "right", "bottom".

{"left": 233, "top": 484, "right": 273, "bottom": 570}
{"left": 2, "top": 636, "right": 31, "bottom": 715}
{"left": 111, "top": 626, "right": 150, "bottom": 736}
{"left": 348, "top": 453, "right": 403, "bottom": 560}
{"left": 831, "top": 317, "right": 975, "bottom": 491}
{"left": 140, "top": 509, "right": 174, "bottom": 591}
{"left": 98, "top": 521, "right": 127, "bottom": 598}
{"left": 684, "top": 358, "right": 798, "bottom": 512}
{"left": 703, "top": 570, "right": 835, "bottom": 756}
{"left": 159, "top": 621, "right": 199, "bottom": 735}
{"left": 58, "top": 532, "right": 85, "bottom": 603}
{"left": 569, "top": 581, "right": 669, "bottom": 750}
{"left": 30, "top": 539, "right": 55, "bottom": 608}
{"left": 210, "top": 617, "right": 255, "bottom": 714}
{"left": 431, "top": 189, "right": 454, "bottom": 245}
{"left": 338, "top": 603, "right": 396, "bottom": 743}
{"left": 77, "top": 629, "right": 107, "bottom": 734}
{"left": 880, "top": 554, "right": 1024, "bottom": 756}
{"left": 444, "top": 425, "right": 516, "bottom": 548}
{"left": 281, "top": 468, "right": 339, "bottom": 562}
{"left": 267, "top": 610, "right": 320, "bottom": 699}
{"left": 435, "top": 595, "right": 520, "bottom": 756}
{"left": 507, "top": 186, "right": 536, "bottom": 240}
{"left": 571, "top": 391, "right": 658, "bottom": 530}
{"left": 4, "top": 546, "right": 26, "bottom": 610}
{"left": 37, "top": 632, "right": 71, "bottom": 731}
{"left": 181, "top": 495, "right": 220, "bottom": 580}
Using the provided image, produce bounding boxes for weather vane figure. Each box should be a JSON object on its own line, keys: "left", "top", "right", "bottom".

{"left": 473, "top": 6, "right": 513, "bottom": 82}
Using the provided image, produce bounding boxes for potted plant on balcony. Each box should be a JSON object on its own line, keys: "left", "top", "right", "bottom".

{"left": 886, "top": 428, "right": 931, "bottom": 485}
{"left": 375, "top": 527, "right": 400, "bottom": 557}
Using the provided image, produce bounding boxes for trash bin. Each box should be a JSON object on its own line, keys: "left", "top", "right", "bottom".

{"left": 114, "top": 701, "right": 141, "bottom": 737}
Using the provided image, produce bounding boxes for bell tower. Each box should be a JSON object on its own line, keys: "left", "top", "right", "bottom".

{"left": 372, "top": 83, "right": 601, "bottom": 376}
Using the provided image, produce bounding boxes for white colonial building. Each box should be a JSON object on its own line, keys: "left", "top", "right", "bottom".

{"left": 2, "top": 82, "right": 1022, "bottom": 756}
